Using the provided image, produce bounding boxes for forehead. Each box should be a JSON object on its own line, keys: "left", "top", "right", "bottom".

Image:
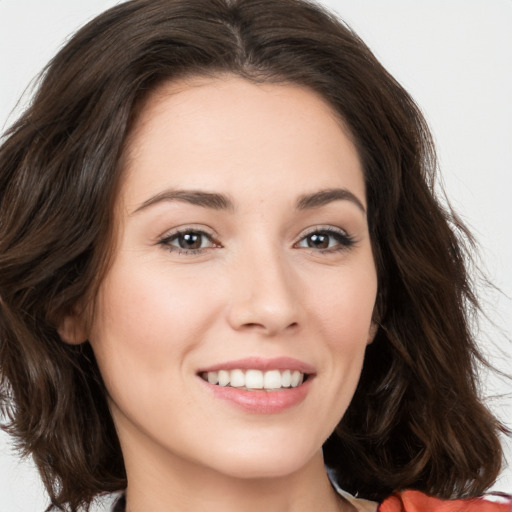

{"left": 121, "top": 74, "right": 365, "bottom": 209}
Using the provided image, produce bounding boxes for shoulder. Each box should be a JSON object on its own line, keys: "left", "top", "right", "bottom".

{"left": 378, "top": 490, "right": 512, "bottom": 512}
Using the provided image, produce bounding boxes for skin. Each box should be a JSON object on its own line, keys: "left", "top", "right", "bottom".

{"left": 62, "top": 75, "right": 378, "bottom": 512}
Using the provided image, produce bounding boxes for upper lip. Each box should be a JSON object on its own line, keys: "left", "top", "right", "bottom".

{"left": 197, "top": 356, "right": 316, "bottom": 375}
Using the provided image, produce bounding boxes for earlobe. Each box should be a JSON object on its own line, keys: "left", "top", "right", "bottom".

{"left": 367, "top": 321, "right": 379, "bottom": 345}
{"left": 58, "top": 314, "right": 87, "bottom": 345}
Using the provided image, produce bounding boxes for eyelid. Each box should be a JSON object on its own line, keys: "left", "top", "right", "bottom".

{"left": 297, "top": 225, "right": 349, "bottom": 238}
{"left": 158, "top": 224, "right": 218, "bottom": 241}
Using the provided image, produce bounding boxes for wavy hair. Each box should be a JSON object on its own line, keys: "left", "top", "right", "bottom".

{"left": 0, "top": 0, "right": 505, "bottom": 510}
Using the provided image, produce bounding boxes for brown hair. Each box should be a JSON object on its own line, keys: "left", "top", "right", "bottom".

{"left": 0, "top": 0, "right": 506, "bottom": 510}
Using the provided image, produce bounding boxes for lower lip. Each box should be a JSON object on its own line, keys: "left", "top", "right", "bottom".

{"left": 200, "top": 377, "right": 313, "bottom": 414}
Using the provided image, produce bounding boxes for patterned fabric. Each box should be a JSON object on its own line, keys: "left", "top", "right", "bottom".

{"left": 378, "top": 490, "right": 512, "bottom": 512}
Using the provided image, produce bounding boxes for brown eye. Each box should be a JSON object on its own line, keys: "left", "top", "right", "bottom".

{"left": 177, "top": 232, "right": 203, "bottom": 249}
{"left": 160, "top": 230, "right": 216, "bottom": 253}
{"left": 306, "top": 233, "right": 330, "bottom": 249}
{"left": 297, "top": 228, "right": 355, "bottom": 252}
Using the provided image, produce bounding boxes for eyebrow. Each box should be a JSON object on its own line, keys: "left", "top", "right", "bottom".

{"left": 131, "top": 189, "right": 235, "bottom": 214}
{"left": 131, "top": 186, "right": 365, "bottom": 215}
{"left": 296, "top": 188, "right": 366, "bottom": 213}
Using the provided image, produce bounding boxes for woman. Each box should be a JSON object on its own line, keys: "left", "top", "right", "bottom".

{"left": 0, "top": 1, "right": 510, "bottom": 511}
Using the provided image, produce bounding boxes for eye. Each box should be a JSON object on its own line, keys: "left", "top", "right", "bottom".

{"left": 159, "top": 229, "right": 218, "bottom": 253}
{"left": 296, "top": 228, "right": 355, "bottom": 252}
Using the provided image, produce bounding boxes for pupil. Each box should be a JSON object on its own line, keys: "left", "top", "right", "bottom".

{"left": 180, "top": 233, "right": 201, "bottom": 249}
{"left": 308, "top": 233, "right": 328, "bottom": 249}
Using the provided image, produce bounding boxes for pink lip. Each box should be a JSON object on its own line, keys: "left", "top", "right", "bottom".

{"left": 196, "top": 357, "right": 316, "bottom": 414}
{"left": 197, "top": 356, "right": 316, "bottom": 374}
{"left": 199, "top": 377, "right": 313, "bottom": 414}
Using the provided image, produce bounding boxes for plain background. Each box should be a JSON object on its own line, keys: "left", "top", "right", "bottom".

{"left": 0, "top": 1, "right": 511, "bottom": 510}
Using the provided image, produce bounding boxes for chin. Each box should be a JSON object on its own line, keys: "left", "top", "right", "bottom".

{"left": 204, "top": 443, "right": 321, "bottom": 480}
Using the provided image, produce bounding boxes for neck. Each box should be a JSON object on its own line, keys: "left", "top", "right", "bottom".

{"left": 121, "top": 437, "right": 348, "bottom": 512}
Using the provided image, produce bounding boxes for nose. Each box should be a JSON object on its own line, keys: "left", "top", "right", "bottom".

{"left": 226, "top": 245, "right": 300, "bottom": 336}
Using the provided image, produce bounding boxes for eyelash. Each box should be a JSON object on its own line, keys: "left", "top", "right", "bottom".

{"left": 158, "top": 226, "right": 355, "bottom": 255}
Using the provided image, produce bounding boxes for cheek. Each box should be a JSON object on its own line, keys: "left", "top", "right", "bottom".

{"left": 310, "top": 266, "right": 377, "bottom": 344}
{"left": 86, "top": 264, "right": 222, "bottom": 433}
{"left": 308, "top": 263, "right": 377, "bottom": 395}
{"left": 88, "top": 260, "right": 221, "bottom": 385}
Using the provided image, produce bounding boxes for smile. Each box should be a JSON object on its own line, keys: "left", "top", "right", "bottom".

{"left": 200, "top": 369, "right": 305, "bottom": 390}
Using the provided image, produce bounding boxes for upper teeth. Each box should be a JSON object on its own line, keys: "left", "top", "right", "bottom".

{"left": 202, "top": 369, "right": 304, "bottom": 390}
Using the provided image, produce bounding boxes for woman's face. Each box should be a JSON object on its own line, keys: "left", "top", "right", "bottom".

{"left": 83, "top": 75, "right": 377, "bottom": 480}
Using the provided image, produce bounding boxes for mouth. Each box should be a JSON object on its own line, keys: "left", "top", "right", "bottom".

{"left": 197, "top": 358, "right": 315, "bottom": 413}
{"left": 199, "top": 369, "right": 309, "bottom": 391}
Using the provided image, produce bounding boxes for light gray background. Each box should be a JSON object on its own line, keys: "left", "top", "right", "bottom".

{"left": 1, "top": 1, "right": 511, "bottom": 510}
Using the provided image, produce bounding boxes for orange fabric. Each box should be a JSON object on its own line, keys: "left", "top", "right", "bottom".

{"left": 378, "top": 490, "right": 511, "bottom": 512}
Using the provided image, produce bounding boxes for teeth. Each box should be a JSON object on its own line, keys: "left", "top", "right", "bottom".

{"left": 230, "top": 369, "right": 245, "bottom": 387}
{"left": 263, "top": 370, "right": 282, "bottom": 390}
{"left": 281, "top": 369, "right": 292, "bottom": 387}
{"left": 291, "top": 370, "right": 303, "bottom": 387}
{"left": 245, "top": 369, "right": 264, "bottom": 389}
{"left": 201, "top": 369, "right": 306, "bottom": 390}
{"left": 218, "top": 370, "right": 230, "bottom": 387}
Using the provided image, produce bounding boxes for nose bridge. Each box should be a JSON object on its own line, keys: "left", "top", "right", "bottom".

{"left": 227, "top": 235, "right": 299, "bottom": 334}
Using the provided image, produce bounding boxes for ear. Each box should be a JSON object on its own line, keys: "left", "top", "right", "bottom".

{"left": 367, "top": 321, "right": 379, "bottom": 345}
{"left": 57, "top": 313, "right": 88, "bottom": 345}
